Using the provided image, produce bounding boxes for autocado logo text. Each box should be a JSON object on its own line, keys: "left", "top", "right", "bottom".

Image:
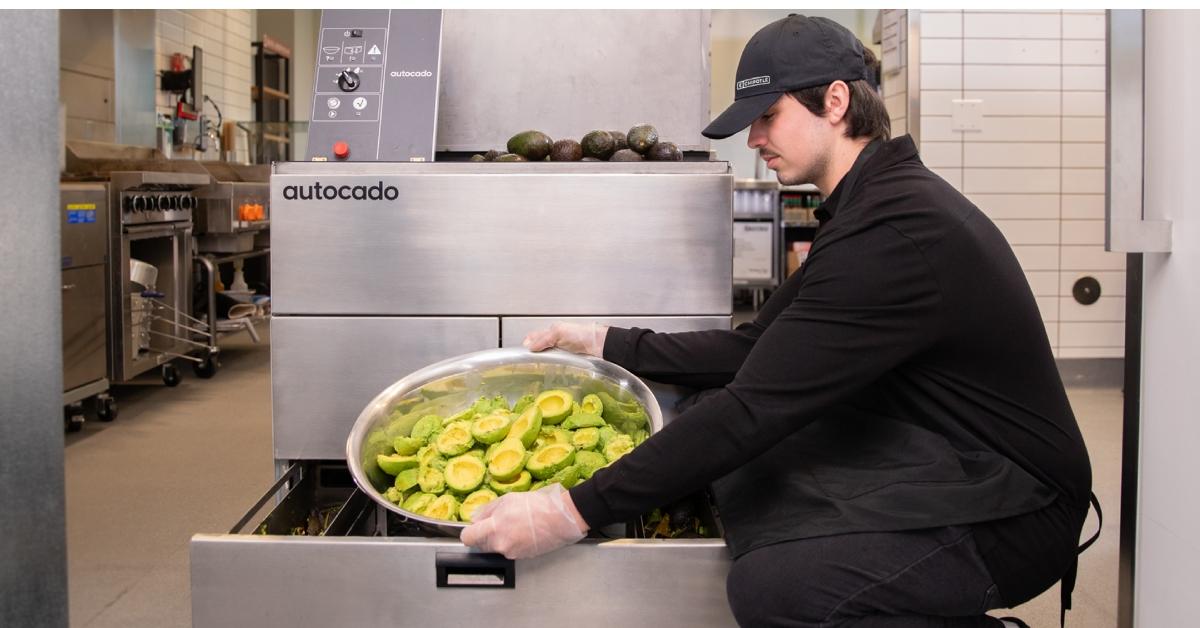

{"left": 390, "top": 69, "right": 433, "bottom": 78}
{"left": 282, "top": 181, "right": 399, "bottom": 201}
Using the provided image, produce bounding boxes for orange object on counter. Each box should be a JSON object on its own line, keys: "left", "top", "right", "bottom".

{"left": 238, "top": 203, "right": 266, "bottom": 222}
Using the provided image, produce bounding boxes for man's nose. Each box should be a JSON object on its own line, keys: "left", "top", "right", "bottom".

{"left": 747, "top": 121, "right": 766, "bottom": 149}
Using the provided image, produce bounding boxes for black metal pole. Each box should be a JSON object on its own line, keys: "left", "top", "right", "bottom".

{"left": 1117, "top": 252, "right": 1143, "bottom": 628}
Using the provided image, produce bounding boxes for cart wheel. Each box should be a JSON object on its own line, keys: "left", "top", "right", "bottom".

{"left": 162, "top": 363, "right": 181, "bottom": 387}
{"left": 193, "top": 354, "right": 218, "bottom": 379}
{"left": 95, "top": 395, "right": 118, "bottom": 422}
{"left": 65, "top": 407, "right": 85, "bottom": 433}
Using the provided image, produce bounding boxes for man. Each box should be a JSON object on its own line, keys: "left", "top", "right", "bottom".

{"left": 463, "top": 15, "right": 1093, "bottom": 628}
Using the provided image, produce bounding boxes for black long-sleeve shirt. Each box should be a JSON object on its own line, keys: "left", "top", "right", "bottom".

{"left": 569, "top": 135, "right": 1092, "bottom": 561}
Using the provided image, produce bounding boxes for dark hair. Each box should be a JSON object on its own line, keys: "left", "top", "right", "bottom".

{"left": 788, "top": 47, "right": 891, "bottom": 142}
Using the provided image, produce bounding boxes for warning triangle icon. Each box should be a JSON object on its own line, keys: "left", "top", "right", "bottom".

{"left": 368, "top": 45, "right": 381, "bottom": 55}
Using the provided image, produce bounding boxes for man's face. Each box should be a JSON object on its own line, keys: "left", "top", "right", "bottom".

{"left": 746, "top": 94, "right": 831, "bottom": 186}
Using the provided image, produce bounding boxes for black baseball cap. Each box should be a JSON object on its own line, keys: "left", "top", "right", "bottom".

{"left": 702, "top": 14, "right": 872, "bottom": 140}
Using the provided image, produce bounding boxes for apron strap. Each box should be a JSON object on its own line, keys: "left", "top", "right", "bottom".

{"left": 1061, "top": 492, "right": 1103, "bottom": 626}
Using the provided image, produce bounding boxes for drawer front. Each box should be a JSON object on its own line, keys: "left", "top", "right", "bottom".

{"left": 191, "top": 535, "right": 735, "bottom": 627}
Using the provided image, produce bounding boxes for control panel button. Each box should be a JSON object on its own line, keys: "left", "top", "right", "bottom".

{"left": 333, "top": 142, "right": 350, "bottom": 159}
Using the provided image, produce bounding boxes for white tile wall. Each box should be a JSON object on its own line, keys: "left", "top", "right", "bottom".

{"left": 1062, "top": 143, "right": 1105, "bottom": 168}
{"left": 965, "top": 168, "right": 1060, "bottom": 194}
{"left": 967, "top": 90, "right": 1061, "bottom": 116}
{"left": 964, "top": 39, "right": 1061, "bottom": 65}
{"left": 968, "top": 193, "right": 1059, "bottom": 219}
{"left": 156, "top": 9, "right": 255, "bottom": 155}
{"left": 883, "top": 10, "right": 1121, "bottom": 358}
{"left": 1025, "top": 271, "right": 1059, "bottom": 296}
{"left": 918, "top": 141, "right": 962, "bottom": 168}
{"left": 963, "top": 12, "right": 1061, "bottom": 39}
{"left": 964, "top": 143, "right": 1060, "bottom": 168}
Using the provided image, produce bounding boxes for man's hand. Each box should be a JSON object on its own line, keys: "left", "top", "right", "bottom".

{"left": 460, "top": 484, "right": 589, "bottom": 560}
{"left": 522, "top": 321, "right": 608, "bottom": 357}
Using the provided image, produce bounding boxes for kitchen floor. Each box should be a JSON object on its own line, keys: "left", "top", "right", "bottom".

{"left": 63, "top": 318, "right": 1122, "bottom": 628}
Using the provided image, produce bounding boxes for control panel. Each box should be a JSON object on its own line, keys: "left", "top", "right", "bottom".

{"left": 306, "top": 9, "right": 443, "bottom": 162}
{"left": 119, "top": 185, "right": 196, "bottom": 225}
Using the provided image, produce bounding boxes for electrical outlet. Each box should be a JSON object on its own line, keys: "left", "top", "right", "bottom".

{"left": 952, "top": 99, "right": 983, "bottom": 132}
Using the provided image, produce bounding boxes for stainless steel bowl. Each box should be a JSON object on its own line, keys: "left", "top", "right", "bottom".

{"left": 345, "top": 347, "right": 663, "bottom": 537}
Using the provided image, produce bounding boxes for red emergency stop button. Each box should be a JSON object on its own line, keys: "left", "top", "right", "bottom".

{"left": 333, "top": 141, "right": 350, "bottom": 159}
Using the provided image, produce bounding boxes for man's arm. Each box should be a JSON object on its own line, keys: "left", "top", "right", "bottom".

{"left": 602, "top": 268, "right": 807, "bottom": 388}
{"left": 573, "top": 225, "right": 944, "bottom": 526}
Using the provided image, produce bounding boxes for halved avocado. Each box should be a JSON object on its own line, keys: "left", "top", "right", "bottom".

{"left": 422, "top": 494, "right": 460, "bottom": 521}
{"left": 470, "top": 411, "right": 513, "bottom": 444}
{"left": 575, "top": 450, "right": 608, "bottom": 479}
{"left": 418, "top": 465, "right": 446, "bottom": 494}
{"left": 417, "top": 445, "right": 446, "bottom": 470}
{"left": 511, "top": 393, "right": 536, "bottom": 414}
{"left": 535, "top": 390, "right": 574, "bottom": 425}
{"left": 489, "top": 470, "right": 532, "bottom": 495}
{"left": 376, "top": 453, "right": 419, "bottom": 476}
{"left": 444, "top": 454, "right": 486, "bottom": 493}
{"left": 392, "top": 436, "right": 424, "bottom": 456}
{"left": 487, "top": 439, "right": 528, "bottom": 482}
{"left": 484, "top": 441, "right": 503, "bottom": 463}
{"left": 435, "top": 421, "right": 476, "bottom": 457}
{"left": 548, "top": 464, "right": 582, "bottom": 489}
{"left": 571, "top": 427, "right": 600, "bottom": 451}
{"left": 401, "top": 492, "right": 436, "bottom": 513}
{"left": 580, "top": 393, "right": 604, "bottom": 416}
{"left": 538, "top": 426, "right": 572, "bottom": 446}
{"left": 603, "top": 434, "right": 635, "bottom": 463}
{"left": 460, "top": 489, "right": 498, "bottom": 523}
{"left": 410, "top": 414, "right": 443, "bottom": 442}
{"left": 508, "top": 405, "right": 543, "bottom": 448}
{"left": 393, "top": 467, "right": 420, "bottom": 492}
{"left": 383, "top": 486, "right": 404, "bottom": 504}
{"left": 526, "top": 443, "right": 577, "bottom": 480}
{"left": 561, "top": 413, "right": 605, "bottom": 430}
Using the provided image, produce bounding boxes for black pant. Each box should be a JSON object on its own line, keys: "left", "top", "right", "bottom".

{"left": 726, "top": 525, "right": 1006, "bottom": 627}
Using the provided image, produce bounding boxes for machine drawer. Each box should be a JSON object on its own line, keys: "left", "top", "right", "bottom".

{"left": 192, "top": 463, "right": 737, "bottom": 628}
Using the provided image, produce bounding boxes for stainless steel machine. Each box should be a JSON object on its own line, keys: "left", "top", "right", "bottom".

{"left": 191, "top": 10, "right": 741, "bottom": 626}
{"left": 60, "top": 182, "right": 116, "bottom": 431}
{"left": 64, "top": 141, "right": 215, "bottom": 385}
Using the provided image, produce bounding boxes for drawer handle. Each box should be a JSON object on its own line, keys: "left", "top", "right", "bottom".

{"left": 435, "top": 552, "right": 515, "bottom": 589}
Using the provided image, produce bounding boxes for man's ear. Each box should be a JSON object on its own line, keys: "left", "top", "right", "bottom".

{"left": 824, "top": 81, "right": 851, "bottom": 126}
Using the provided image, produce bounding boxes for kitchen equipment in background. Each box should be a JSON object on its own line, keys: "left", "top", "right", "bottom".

{"left": 63, "top": 140, "right": 216, "bottom": 385}
{"left": 60, "top": 182, "right": 116, "bottom": 432}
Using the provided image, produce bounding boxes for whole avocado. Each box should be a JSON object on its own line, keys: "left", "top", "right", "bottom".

{"left": 494, "top": 153, "right": 527, "bottom": 162}
{"left": 647, "top": 141, "right": 682, "bottom": 162}
{"left": 608, "top": 130, "right": 628, "bottom": 151}
{"left": 483, "top": 149, "right": 502, "bottom": 161}
{"left": 626, "top": 124, "right": 659, "bottom": 154}
{"left": 507, "top": 131, "right": 554, "bottom": 161}
{"left": 549, "top": 139, "right": 584, "bottom": 162}
{"left": 469, "top": 154, "right": 487, "bottom": 162}
{"left": 581, "top": 130, "right": 616, "bottom": 160}
{"left": 610, "top": 149, "right": 644, "bottom": 162}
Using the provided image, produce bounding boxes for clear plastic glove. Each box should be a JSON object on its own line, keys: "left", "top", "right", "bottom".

{"left": 522, "top": 321, "right": 608, "bottom": 357}
{"left": 460, "top": 483, "right": 588, "bottom": 560}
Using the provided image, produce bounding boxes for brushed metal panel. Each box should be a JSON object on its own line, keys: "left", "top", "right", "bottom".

{"left": 437, "top": 10, "right": 711, "bottom": 152}
{"left": 191, "top": 535, "right": 735, "bottom": 628}
{"left": 271, "top": 168, "right": 732, "bottom": 316}
{"left": 271, "top": 316, "right": 500, "bottom": 460}
{"left": 61, "top": 265, "right": 107, "bottom": 392}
